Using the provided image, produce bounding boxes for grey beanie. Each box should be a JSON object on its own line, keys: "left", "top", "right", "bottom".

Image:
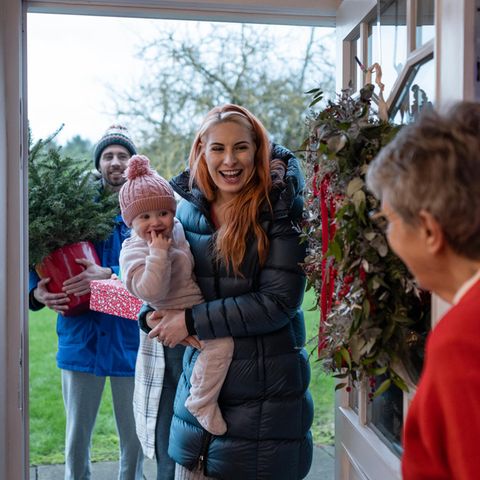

{"left": 94, "top": 125, "right": 137, "bottom": 171}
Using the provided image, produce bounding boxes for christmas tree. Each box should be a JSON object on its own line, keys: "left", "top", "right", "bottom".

{"left": 28, "top": 130, "right": 119, "bottom": 267}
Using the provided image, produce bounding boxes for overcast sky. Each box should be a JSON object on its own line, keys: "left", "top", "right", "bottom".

{"left": 27, "top": 13, "right": 333, "bottom": 146}
{"left": 27, "top": 13, "right": 160, "bottom": 145}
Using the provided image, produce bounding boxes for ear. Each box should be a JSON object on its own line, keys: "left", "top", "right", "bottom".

{"left": 418, "top": 209, "right": 445, "bottom": 254}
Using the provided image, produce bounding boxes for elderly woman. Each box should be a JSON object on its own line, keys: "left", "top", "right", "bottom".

{"left": 366, "top": 101, "right": 480, "bottom": 480}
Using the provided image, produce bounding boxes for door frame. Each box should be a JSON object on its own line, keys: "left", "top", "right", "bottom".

{"left": 2, "top": 1, "right": 478, "bottom": 478}
{"left": 1, "top": 1, "right": 338, "bottom": 478}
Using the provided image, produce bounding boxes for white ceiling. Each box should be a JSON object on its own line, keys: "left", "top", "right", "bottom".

{"left": 26, "top": 0, "right": 341, "bottom": 26}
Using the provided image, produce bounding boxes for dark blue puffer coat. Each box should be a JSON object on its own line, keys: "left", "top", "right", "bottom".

{"left": 168, "top": 145, "right": 314, "bottom": 480}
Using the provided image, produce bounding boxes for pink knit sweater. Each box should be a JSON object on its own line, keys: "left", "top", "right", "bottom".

{"left": 119, "top": 218, "right": 203, "bottom": 310}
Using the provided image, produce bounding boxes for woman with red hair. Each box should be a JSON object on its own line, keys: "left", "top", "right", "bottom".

{"left": 141, "top": 104, "right": 313, "bottom": 480}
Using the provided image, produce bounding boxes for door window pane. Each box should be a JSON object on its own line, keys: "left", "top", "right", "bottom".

{"left": 367, "top": 376, "right": 403, "bottom": 456}
{"left": 416, "top": 0, "right": 435, "bottom": 48}
{"left": 368, "top": 0, "right": 407, "bottom": 98}
{"left": 390, "top": 54, "right": 434, "bottom": 124}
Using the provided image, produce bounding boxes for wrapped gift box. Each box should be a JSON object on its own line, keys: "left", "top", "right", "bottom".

{"left": 90, "top": 279, "right": 143, "bottom": 321}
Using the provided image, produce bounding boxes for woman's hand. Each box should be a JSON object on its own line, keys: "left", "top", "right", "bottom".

{"left": 146, "top": 310, "right": 162, "bottom": 330}
{"left": 148, "top": 309, "right": 189, "bottom": 348}
{"left": 182, "top": 335, "right": 202, "bottom": 350}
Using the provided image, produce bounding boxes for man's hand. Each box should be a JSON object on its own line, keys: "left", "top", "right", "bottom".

{"left": 148, "top": 231, "right": 172, "bottom": 250}
{"left": 62, "top": 258, "right": 111, "bottom": 296}
{"left": 33, "top": 278, "right": 70, "bottom": 313}
{"left": 148, "top": 309, "right": 189, "bottom": 348}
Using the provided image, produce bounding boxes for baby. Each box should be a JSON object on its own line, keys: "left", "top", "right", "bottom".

{"left": 118, "top": 155, "right": 233, "bottom": 455}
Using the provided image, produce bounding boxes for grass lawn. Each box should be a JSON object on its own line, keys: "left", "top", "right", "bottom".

{"left": 29, "top": 309, "right": 120, "bottom": 465}
{"left": 29, "top": 290, "right": 334, "bottom": 465}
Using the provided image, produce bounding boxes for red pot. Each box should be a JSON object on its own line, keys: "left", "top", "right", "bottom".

{"left": 35, "top": 241, "right": 101, "bottom": 317}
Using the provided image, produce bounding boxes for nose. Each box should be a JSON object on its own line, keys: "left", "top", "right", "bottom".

{"left": 223, "top": 148, "right": 236, "bottom": 166}
{"left": 151, "top": 214, "right": 163, "bottom": 226}
{"left": 111, "top": 154, "right": 121, "bottom": 167}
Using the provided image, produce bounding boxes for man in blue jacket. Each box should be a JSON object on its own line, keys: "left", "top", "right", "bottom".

{"left": 29, "top": 125, "right": 143, "bottom": 480}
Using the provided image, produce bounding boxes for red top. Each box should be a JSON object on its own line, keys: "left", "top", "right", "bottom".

{"left": 402, "top": 279, "right": 480, "bottom": 479}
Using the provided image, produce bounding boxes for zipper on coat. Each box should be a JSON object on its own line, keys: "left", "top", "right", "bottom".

{"left": 196, "top": 431, "right": 212, "bottom": 473}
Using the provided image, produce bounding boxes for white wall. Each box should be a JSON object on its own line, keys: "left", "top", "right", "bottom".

{"left": 435, "top": 0, "right": 477, "bottom": 105}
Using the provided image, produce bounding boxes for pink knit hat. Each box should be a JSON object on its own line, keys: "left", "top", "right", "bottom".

{"left": 119, "top": 155, "right": 176, "bottom": 227}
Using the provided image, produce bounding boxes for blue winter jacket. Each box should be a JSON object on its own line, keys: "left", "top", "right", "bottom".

{"left": 29, "top": 213, "right": 139, "bottom": 376}
{"left": 167, "top": 145, "right": 314, "bottom": 480}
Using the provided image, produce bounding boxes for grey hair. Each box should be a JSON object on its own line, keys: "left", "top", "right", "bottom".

{"left": 366, "top": 101, "right": 480, "bottom": 259}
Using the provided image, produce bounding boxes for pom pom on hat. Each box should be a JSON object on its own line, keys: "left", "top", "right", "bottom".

{"left": 119, "top": 155, "right": 177, "bottom": 227}
{"left": 125, "top": 154, "right": 155, "bottom": 180}
{"left": 94, "top": 125, "right": 137, "bottom": 171}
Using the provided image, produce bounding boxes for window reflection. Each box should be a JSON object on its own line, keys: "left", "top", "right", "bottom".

{"left": 399, "top": 290, "right": 431, "bottom": 384}
{"left": 367, "top": 375, "right": 403, "bottom": 456}
{"left": 368, "top": 0, "right": 407, "bottom": 98}
{"left": 389, "top": 54, "right": 434, "bottom": 124}
{"left": 367, "top": 293, "right": 430, "bottom": 456}
{"left": 416, "top": 0, "right": 435, "bottom": 48}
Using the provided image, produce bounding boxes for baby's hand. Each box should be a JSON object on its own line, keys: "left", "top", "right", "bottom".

{"left": 149, "top": 230, "right": 172, "bottom": 250}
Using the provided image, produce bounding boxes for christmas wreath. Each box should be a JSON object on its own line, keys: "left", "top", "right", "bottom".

{"left": 301, "top": 86, "right": 429, "bottom": 396}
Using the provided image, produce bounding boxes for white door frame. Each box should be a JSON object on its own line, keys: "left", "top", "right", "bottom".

{"left": 1, "top": 1, "right": 339, "bottom": 478}
{"left": 0, "top": 2, "right": 29, "bottom": 479}
{"left": 2, "top": 1, "right": 478, "bottom": 478}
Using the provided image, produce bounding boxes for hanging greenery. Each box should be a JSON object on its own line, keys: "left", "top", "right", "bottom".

{"left": 301, "top": 85, "right": 429, "bottom": 397}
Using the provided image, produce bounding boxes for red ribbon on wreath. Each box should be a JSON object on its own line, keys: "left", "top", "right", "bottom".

{"left": 313, "top": 170, "right": 337, "bottom": 356}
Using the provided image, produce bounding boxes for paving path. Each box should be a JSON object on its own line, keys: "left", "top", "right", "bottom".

{"left": 30, "top": 445, "right": 334, "bottom": 480}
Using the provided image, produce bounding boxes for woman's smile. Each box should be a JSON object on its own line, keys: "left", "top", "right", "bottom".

{"left": 203, "top": 121, "right": 255, "bottom": 202}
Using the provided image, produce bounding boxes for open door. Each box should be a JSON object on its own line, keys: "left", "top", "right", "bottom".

{"left": 335, "top": 1, "right": 430, "bottom": 477}
{"left": 334, "top": 1, "right": 478, "bottom": 479}
{"left": 334, "top": 1, "right": 433, "bottom": 478}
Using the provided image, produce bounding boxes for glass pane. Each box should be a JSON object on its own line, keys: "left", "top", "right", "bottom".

{"left": 367, "top": 376, "right": 403, "bottom": 456}
{"left": 351, "top": 34, "right": 364, "bottom": 92}
{"left": 400, "top": 291, "right": 431, "bottom": 384}
{"left": 390, "top": 54, "right": 434, "bottom": 124}
{"left": 368, "top": 0, "right": 407, "bottom": 98}
{"left": 416, "top": 0, "right": 435, "bottom": 48}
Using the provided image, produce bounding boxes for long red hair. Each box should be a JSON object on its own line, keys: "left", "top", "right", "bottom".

{"left": 188, "top": 104, "right": 282, "bottom": 275}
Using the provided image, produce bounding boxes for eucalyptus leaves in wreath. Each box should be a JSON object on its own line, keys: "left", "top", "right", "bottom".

{"left": 301, "top": 86, "right": 429, "bottom": 397}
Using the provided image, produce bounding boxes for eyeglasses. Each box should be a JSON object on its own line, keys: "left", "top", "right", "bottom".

{"left": 369, "top": 209, "right": 390, "bottom": 233}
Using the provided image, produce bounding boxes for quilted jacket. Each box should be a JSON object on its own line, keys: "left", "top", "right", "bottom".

{"left": 167, "top": 144, "right": 314, "bottom": 480}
